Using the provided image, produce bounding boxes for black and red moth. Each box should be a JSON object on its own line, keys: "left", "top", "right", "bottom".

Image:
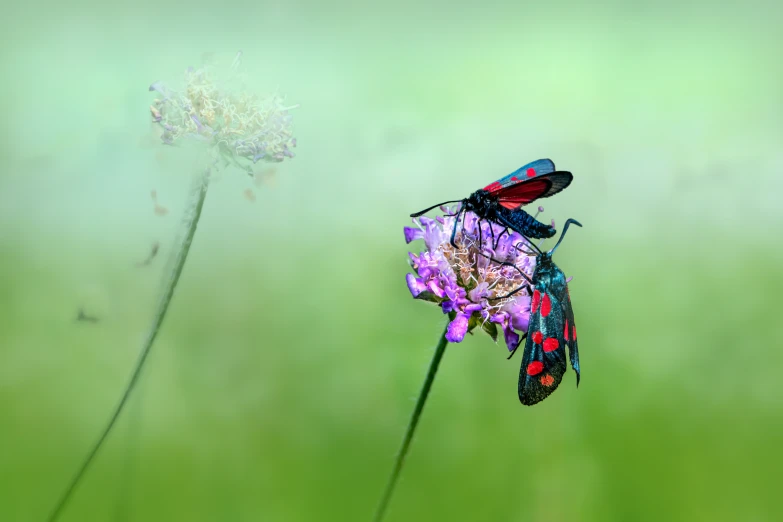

{"left": 410, "top": 159, "right": 573, "bottom": 244}
{"left": 517, "top": 219, "right": 582, "bottom": 406}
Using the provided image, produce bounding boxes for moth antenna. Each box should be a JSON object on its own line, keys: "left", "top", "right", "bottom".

{"left": 549, "top": 219, "right": 582, "bottom": 257}
{"left": 410, "top": 200, "right": 463, "bottom": 218}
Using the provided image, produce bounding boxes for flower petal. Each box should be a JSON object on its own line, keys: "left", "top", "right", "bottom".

{"left": 511, "top": 313, "right": 530, "bottom": 333}
{"left": 506, "top": 295, "right": 532, "bottom": 332}
{"left": 404, "top": 227, "right": 424, "bottom": 244}
{"left": 446, "top": 313, "right": 470, "bottom": 343}
{"left": 468, "top": 282, "right": 489, "bottom": 302}
{"left": 423, "top": 220, "right": 447, "bottom": 252}
{"left": 423, "top": 278, "right": 443, "bottom": 298}
{"left": 443, "top": 281, "right": 466, "bottom": 303}
{"left": 464, "top": 303, "right": 483, "bottom": 314}
{"left": 490, "top": 311, "right": 521, "bottom": 351}
{"left": 502, "top": 325, "right": 521, "bottom": 351}
{"left": 406, "top": 273, "right": 427, "bottom": 298}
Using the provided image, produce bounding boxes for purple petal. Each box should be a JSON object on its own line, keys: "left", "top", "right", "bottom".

{"left": 149, "top": 82, "right": 171, "bottom": 100}
{"left": 490, "top": 312, "right": 521, "bottom": 351}
{"left": 443, "top": 282, "right": 466, "bottom": 303}
{"left": 417, "top": 216, "right": 435, "bottom": 228}
{"left": 464, "top": 303, "right": 483, "bottom": 314}
{"left": 191, "top": 114, "right": 204, "bottom": 131}
{"left": 426, "top": 279, "right": 446, "bottom": 298}
{"left": 506, "top": 295, "right": 532, "bottom": 332}
{"left": 404, "top": 227, "right": 424, "bottom": 244}
{"left": 462, "top": 211, "right": 478, "bottom": 231}
{"left": 502, "top": 325, "right": 520, "bottom": 351}
{"left": 446, "top": 313, "right": 470, "bottom": 343}
{"left": 512, "top": 314, "right": 530, "bottom": 334}
{"left": 422, "top": 220, "right": 446, "bottom": 251}
{"left": 406, "top": 274, "right": 427, "bottom": 298}
{"left": 468, "top": 282, "right": 489, "bottom": 302}
{"left": 489, "top": 312, "right": 506, "bottom": 326}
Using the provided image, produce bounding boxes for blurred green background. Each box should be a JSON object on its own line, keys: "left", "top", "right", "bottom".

{"left": 1, "top": 1, "right": 782, "bottom": 521}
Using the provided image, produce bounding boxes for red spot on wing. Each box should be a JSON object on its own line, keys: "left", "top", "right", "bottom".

{"left": 572, "top": 324, "right": 577, "bottom": 340}
{"left": 564, "top": 319, "right": 570, "bottom": 341}
{"left": 531, "top": 290, "right": 541, "bottom": 314}
{"left": 526, "top": 361, "right": 544, "bottom": 376}
{"left": 484, "top": 181, "right": 503, "bottom": 192}
{"left": 510, "top": 176, "right": 519, "bottom": 182}
{"left": 532, "top": 331, "right": 543, "bottom": 344}
{"left": 543, "top": 338, "right": 559, "bottom": 353}
{"left": 541, "top": 294, "right": 552, "bottom": 317}
{"left": 499, "top": 200, "right": 521, "bottom": 210}
{"left": 540, "top": 374, "right": 555, "bottom": 387}
{"left": 526, "top": 168, "right": 536, "bottom": 178}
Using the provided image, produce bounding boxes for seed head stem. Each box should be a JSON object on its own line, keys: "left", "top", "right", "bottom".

{"left": 45, "top": 170, "right": 211, "bottom": 522}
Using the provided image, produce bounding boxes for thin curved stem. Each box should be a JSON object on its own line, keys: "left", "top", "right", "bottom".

{"left": 112, "top": 365, "right": 146, "bottom": 522}
{"left": 46, "top": 170, "right": 211, "bottom": 522}
{"left": 372, "top": 324, "right": 450, "bottom": 522}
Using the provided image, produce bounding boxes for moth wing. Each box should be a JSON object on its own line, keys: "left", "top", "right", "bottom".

{"left": 495, "top": 172, "right": 574, "bottom": 209}
{"left": 563, "top": 283, "right": 580, "bottom": 385}
{"left": 488, "top": 159, "right": 556, "bottom": 191}
{"left": 518, "top": 288, "right": 568, "bottom": 406}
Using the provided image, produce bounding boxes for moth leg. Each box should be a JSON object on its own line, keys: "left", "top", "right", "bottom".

{"left": 449, "top": 207, "right": 464, "bottom": 249}
{"left": 478, "top": 217, "right": 484, "bottom": 251}
{"left": 507, "top": 332, "right": 527, "bottom": 360}
{"left": 460, "top": 208, "right": 469, "bottom": 245}
{"left": 494, "top": 227, "right": 508, "bottom": 250}
{"left": 490, "top": 281, "right": 532, "bottom": 301}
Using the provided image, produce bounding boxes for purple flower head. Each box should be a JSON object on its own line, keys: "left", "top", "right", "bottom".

{"left": 405, "top": 207, "right": 538, "bottom": 351}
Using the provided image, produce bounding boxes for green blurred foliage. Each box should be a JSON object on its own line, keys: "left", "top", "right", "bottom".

{"left": 1, "top": 1, "right": 782, "bottom": 521}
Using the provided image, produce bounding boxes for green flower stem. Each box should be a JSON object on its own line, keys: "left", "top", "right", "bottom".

{"left": 372, "top": 324, "right": 450, "bottom": 522}
{"left": 46, "top": 171, "right": 211, "bottom": 522}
